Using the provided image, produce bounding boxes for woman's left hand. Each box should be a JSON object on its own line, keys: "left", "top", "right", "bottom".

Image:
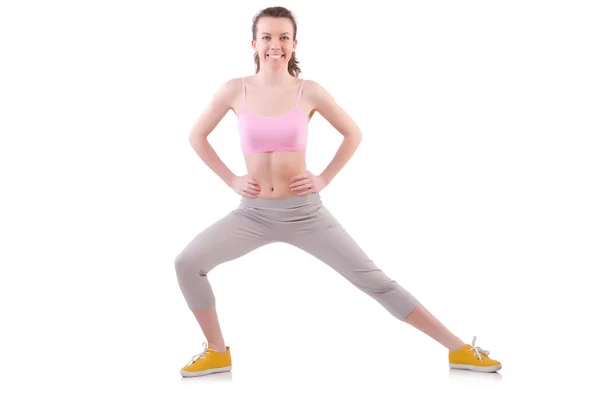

{"left": 289, "top": 171, "right": 328, "bottom": 196}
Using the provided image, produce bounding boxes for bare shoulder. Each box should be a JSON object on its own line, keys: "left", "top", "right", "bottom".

{"left": 301, "top": 79, "right": 362, "bottom": 139}
{"left": 212, "top": 77, "right": 243, "bottom": 106}
{"left": 188, "top": 77, "right": 243, "bottom": 141}
{"left": 301, "top": 79, "right": 332, "bottom": 109}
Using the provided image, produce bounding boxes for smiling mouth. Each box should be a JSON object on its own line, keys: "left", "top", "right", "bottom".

{"left": 266, "top": 54, "right": 284, "bottom": 59}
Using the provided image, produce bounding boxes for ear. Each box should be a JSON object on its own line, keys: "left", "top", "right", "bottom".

{"left": 293, "top": 39, "right": 297, "bottom": 51}
{"left": 251, "top": 40, "right": 257, "bottom": 51}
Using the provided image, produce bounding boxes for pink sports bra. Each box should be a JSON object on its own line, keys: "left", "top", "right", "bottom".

{"left": 237, "top": 77, "right": 308, "bottom": 155}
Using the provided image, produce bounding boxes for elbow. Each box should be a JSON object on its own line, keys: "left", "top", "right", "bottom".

{"left": 188, "top": 135, "right": 208, "bottom": 152}
{"left": 342, "top": 128, "right": 362, "bottom": 143}
{"left": 188, "top": 132, "right": 207, "bottom": 145}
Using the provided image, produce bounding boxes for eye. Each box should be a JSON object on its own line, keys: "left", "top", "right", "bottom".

{"left": 262, "top": 36, "right": 270, "bottom": 40}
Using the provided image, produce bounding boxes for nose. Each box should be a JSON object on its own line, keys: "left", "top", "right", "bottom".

{"left": 270, "top": 39, "right": 282, "bottom": 50}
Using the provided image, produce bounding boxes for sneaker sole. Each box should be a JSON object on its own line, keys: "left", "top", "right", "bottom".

{"left": 180, "top": 366, "right": 232, "bottom": 377}
{"left": 449, "top": 363, "right": 502, "bottom": 372}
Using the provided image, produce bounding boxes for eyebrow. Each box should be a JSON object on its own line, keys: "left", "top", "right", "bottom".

{"left": 260, "top": 32, "right": 291, "bottom": 35}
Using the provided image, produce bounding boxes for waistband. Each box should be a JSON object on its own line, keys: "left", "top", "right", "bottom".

{"left": 240, "top": 192, "right": 322, "bottom": 209}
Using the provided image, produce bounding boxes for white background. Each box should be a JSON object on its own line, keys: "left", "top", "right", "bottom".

{"left": 1, "top": 0, "right": 599, "bottom": 396}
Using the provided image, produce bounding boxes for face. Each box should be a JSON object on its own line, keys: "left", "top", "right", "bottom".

{"left": 252, "top": 17, "right": 297, "bottom": 71}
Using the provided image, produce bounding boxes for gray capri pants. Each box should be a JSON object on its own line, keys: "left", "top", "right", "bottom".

{"left": 174, "top": 193, "right": 420, "bottom": 320}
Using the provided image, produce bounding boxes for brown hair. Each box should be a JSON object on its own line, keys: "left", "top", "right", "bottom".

{"left": 251, "top": 6, "right": 302, "bottom": 77}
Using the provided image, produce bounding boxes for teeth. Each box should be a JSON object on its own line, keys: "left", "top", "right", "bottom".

{"left": 268, "top": 54, "right": 283, "bottom": 59}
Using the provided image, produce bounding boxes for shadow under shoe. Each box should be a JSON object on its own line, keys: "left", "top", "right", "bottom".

{"left": 448, "top": 336, "right": 502, "bottom": 373}
{"left": 180, "top": 342, "right": 232, "bottom": 377}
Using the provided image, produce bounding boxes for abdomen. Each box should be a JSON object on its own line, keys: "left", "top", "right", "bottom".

{"left": 244, "top": 151, "right": 307, "bottom": 198}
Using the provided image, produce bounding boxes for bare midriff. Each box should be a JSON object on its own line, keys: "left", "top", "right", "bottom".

{"left": 244, "top": 150, "right": 307, "bottom": 199}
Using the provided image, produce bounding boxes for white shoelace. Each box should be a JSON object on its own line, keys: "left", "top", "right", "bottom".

{"left": 186, "top": 341, "right": 213, "bottom": 366}
{"left": 469, "top": 336, "right": 490, "bottom": 362}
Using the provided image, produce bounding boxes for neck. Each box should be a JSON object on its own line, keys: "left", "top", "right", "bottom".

{"left": 254, "top": 67, "right": 294, "bottom": 86}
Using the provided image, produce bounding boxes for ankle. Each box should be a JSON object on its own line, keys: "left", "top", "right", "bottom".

{"left": 449, "top": 341, "right": 466, "bottom": 352}
{"left": 208, "top": 343, "right": 227, "bottom": 352}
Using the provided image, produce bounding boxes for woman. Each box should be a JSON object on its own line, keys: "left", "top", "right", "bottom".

{"left": 175, "top": 6, "right": 502, "bottom": 377}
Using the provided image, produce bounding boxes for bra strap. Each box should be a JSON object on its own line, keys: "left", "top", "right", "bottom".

{"left": 241, "top": 77, "right": 246, "bottom": 106}
{"left": 296, "top": 79, "right": 305, "bottom": 106}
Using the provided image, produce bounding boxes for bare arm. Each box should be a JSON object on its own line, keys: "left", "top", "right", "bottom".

{"left": 307, "top": 80, "right": 363, "bottom": 185}
{"left": 188, "top": 78, "right": 239, "bottom": 187}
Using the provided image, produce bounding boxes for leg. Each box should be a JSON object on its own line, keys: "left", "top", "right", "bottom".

{"left": 174, "top": 207, "right": 273, "bottom": 350}
{"left": 283, "top": 204, "right": 464, "bottom": 350}
{"left": 403, "top": 305, "right": 464, "bottom": 351}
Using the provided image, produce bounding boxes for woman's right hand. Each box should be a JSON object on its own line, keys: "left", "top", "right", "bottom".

{"left": 229, "top": 175, "right": 261, "bottom": 198}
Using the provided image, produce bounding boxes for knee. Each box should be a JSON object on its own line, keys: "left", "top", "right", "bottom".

{"left": 347, "top": 261, "right": 397, "bottom": 293}
{"left": 174, "top": 252, "right": 209, "bottom": 279}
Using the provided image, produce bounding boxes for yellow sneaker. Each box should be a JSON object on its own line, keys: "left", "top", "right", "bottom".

{"left": 449, "top": 336, "right": 502, "bottom": 372}
{"left": 180, "top": 342, "right": 232, "bottom": 377}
